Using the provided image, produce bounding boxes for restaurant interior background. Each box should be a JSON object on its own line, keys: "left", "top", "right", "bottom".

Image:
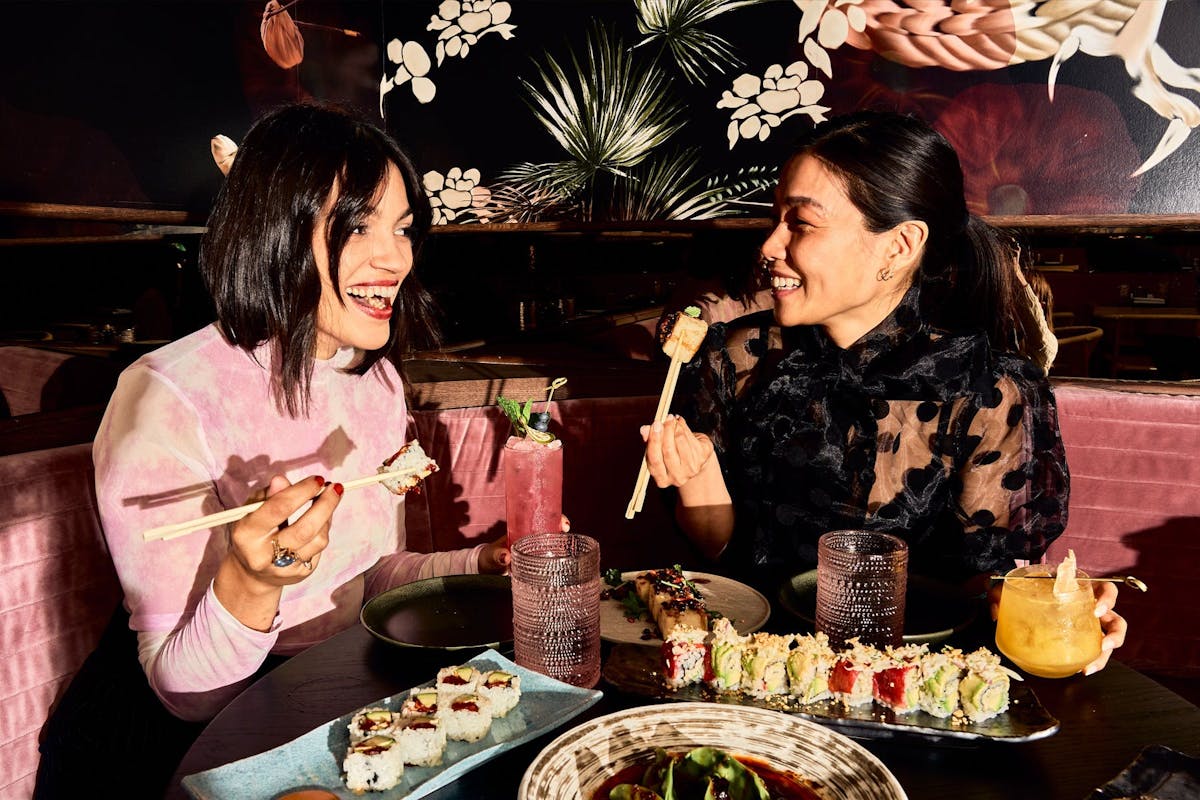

{"left": 3, "top": 0, "right": 1200, "bottom": 386}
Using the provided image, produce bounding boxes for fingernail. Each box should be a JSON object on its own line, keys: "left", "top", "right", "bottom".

{"left": 1094, "top": 605, "right": 1108, "bottom": 617}
{"left": 640, "top": 425, "right": 650, "bottom": 436}
{"left": 333, "top": 483, "right": 344, "bottom": 496}
{"left": 315, "top": 476, "right": 326, "bottom": 487}
{"left": 652, "top": 422, "right": 663, "bottom": 433}
{"left": 1084, "top": 665, "right": 1096, "bottom": 676}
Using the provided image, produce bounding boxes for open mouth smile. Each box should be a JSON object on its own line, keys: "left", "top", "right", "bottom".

{"left": 346, "top": 283, "right": 399, "bottom": 319}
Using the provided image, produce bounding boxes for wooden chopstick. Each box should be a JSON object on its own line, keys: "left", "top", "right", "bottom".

{"left": 142, "top": 465, "right": 426, "bottom": 542}
{"left": 625, "top": 349, "right": 685, "bottom": 519}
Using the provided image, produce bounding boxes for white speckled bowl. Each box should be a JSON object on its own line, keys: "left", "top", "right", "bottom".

{"left": 519, "top": 702, "right": 907, "bottom": 800}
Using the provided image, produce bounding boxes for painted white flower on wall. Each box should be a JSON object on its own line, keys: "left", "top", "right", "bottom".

{"left": 380, "top": 39, "right": 436, "bottom": 112}
{"left": 717, "top": 61, "right": 829, "bottom": 149}
{"left": 423, "top": 167, "right": 493, "bottom": 224}
{"left": 427, "top": 0, "right": 516, "bottom": 66}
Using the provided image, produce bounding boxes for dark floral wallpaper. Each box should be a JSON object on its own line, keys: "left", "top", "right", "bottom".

{"left": 4, "top": 0, "right": 1200, "bottom": 221}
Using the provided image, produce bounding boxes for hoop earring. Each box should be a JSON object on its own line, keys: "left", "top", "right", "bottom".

{"left": 877, "top": 267, "right": 893, "bottom": 282}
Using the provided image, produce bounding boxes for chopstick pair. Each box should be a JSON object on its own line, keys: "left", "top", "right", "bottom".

{"left": 141, "top": 465, "right": 424, "bottom": 542}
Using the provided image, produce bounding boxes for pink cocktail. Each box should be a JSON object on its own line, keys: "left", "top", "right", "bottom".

{"left": 503, "top": 436, "right": 563, "bottom": 546}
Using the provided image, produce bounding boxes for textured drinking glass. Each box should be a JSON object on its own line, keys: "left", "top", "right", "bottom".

{"left": 995, "top": 564, "right": 1103, "bottom": 678}
{"left": 815, "top": 530, "right": 908, "bottom": 649}
{"left": 503, "top": 436, "right": 564, "bottom": 547}
{"left": 510, "top": 532, "right": 601, "bottom": 688}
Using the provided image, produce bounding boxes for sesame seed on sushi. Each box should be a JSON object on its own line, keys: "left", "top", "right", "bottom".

{"left": 662, "top": 625, "right": 708, "bottom": 689}
{"left": 477, "top": 670, "right": 522, "bottom": 717}
{"left": 347, "top": 707, "right": 399, "bottom": 742}
{"left": 442, "top": 692, "right": 493, "bottom": 742}
{"left": 786, "top": 632, "right": 836, "bottom": 704}
{"left": 829, "top": 637, "right": 882, "bottom": 707}
{"left": 400, "top": 690, "right": 440, "bottom": 718}
{"left": 396, "top": 715, "right": 447, "bottom": 767}
{"left": 436, "top": 665, "right": 481, "bottom": 702}
{"left": 342, "top": 734, "right": 404, "bottom": 792}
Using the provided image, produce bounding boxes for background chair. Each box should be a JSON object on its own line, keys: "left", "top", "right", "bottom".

{"left": 1051, "top": 325, "right": 1103, "bottom": 377}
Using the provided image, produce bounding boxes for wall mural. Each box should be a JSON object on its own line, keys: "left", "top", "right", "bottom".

{"left": 3, "top": 1, "right": 1199, "bottom": 222}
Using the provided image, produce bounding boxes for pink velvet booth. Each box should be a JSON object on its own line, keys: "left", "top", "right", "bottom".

{"left": 1048, "top": 381, "right": 1200, "bottom": 678}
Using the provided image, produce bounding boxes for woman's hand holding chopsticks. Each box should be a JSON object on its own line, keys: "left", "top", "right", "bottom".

{"left": 213, "top": 474, "right": 342, "bottom": 632}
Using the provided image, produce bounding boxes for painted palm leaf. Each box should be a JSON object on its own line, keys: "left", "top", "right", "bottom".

{"left": 613, "top": 152, "right": 776, "bottom": 220}
{"left": 633, "top": 0, "right": 770, "bottom": 83}
{"left": 520, "top": 25, "right": 685, "bottom": 179}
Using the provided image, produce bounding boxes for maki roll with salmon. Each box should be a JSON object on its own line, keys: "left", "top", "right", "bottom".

{"left": 918, "top": 647, "right": 966, "bottom": 718}
{"left": 348, "top": 707, "right": 399, "bottom": 742}
{"left": 662, "top": 625, "right": 708, "bottom": 689}
{"left": 873, "top": 644, "right": 929, "bottom": 714}
{"left": 478, "top": 670, "right": 522, "bottom": 717}
{"left": 705, "top": 617, "right": 748, "bottom": 692}
{"left": 396, "top": 715, "right": 447, "bottom": 767}
{"left": 343, "top": 734, "right": 404, "bottom": 792}
{"left": 741, "top": 632, "right": 792, "bottom": 698}
{"left": 436, "top": 664, "right": 481, "bottom": 702}
{"left": 400, "top": 690, "right": 439, "bottom": 718}
{"left": 786, "top": 632, "right": 836, "bottom": 704}
{"left": 829, "top": 638, "right": 882, "bottom": 707}
{"left": 959, "top": 647, "right": 1019, "bottom": 722}
{"left": 442, "top": 692, "right": 493, "bottom": 742}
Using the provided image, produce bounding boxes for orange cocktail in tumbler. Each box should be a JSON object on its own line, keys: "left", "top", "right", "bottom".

{"left": 995, "top": 564, "right": 1102, "bottom": 678}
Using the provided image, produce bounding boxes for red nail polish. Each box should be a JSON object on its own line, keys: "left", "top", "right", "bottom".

{"left": 315, "top": 476, "right": 326, "bottom": 487}
{"left": 333, "top": 483, "right": 344, "bottom": 496}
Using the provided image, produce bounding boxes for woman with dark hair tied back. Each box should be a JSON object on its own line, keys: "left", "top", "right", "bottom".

{"left": 35, "top": 102, "right": 509, "bottom": 798}
{"left": 641, "top": 110, "right": 1125, "bottom": 675}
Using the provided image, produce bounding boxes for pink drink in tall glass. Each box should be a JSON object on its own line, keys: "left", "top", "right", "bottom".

{"left": 503, "top": 436, "right": 563, "bottom": 546}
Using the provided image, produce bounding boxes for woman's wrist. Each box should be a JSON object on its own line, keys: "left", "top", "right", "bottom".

{"left": 214, "top": 556, "right": 284, "bottom": 632}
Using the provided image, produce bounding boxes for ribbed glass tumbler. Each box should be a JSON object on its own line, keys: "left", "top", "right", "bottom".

{"left": 510, "top": 532, "right": 601, "bottom": 688}
{"left": 815, "top": 530, "right": 908, "bottom": 649}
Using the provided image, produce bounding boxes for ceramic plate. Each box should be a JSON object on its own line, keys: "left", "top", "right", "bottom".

{"left": 519, "top": 701, "right": 907, "bottom": 800}
{"left": 778, "top": 569, "right": 979, "bottom": 646}
{"left": 601, "top": 570, "right": 770, "bottom": 645}
{"left": 1089, "top": 744, "right": 1200, "bottom": 799}
{"left": 361, "top": 574, "right": 513, "bottom": 650}
{"left": 182, "top": 650, "right": 602, "bottom": 800}
{"left": 602, "top": 643, "right": 1059, "bottom": 744}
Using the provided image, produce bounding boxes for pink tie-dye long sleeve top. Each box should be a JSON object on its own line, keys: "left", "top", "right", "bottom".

{"left": 94, "top": 325, "right": 482, "bottom": 720}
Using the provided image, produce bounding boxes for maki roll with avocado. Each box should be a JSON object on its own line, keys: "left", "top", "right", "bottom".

{"left": 829, "top": 638, "right": 882, "bottom": 707}
{"left": 705, "top": 617, "right": 748, "bottom": 692}
{"left": 442, "top": 692, "right": 493, "bottom": 742}
{"left": 400, "top": 690, "right": 439, "bottom": 718}
{"left": 396, "top": 715, "right": 447, "bottom": 767}
{"left": 477, "top": 670, "right": 522, "bottom": 717}
{"left": 436, "top": 664, "right": 481, "bottom": 703}
{"left": 348, "top": 707, "right": 399, "bottom": 742}
{"left": 343, "top": 734, "right": 404, "bottom": 792}
{"left": 918, "top": 647, "right": 966, "bottom": 718}
{"left": 873, "top": 643, "right": 929, "bottom": 714}
{"left": 741, "top": 632, "right": 792, "bottom": 698}
{"left": 960, "top": 647, "right": 1019, "bottom": 722}
{"left": 786, "top": 632, "right": 836, "bottom": 704}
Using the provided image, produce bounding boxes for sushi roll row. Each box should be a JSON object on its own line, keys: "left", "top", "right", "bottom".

{"left": 661, "top": 622, "right": 1018, "bottom": 724}
{"left": 342, "top": 663, "right": 523, "bottom": 792}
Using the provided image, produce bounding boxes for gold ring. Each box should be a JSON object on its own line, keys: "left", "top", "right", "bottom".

{"left": 300, "top": 559, "right": 313, "bottom": 571}
{"left": 271, "top": 538, "right": 297, "bottom": 568}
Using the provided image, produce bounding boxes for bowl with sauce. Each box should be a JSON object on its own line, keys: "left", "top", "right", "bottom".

{"left": 519, "top": 702, "right": 906, "bottom": 800}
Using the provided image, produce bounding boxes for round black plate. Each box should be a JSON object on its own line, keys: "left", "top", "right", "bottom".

{"left": 777, "top": 570, "right": 978, "bottom": 645}
{"left": 361, "top": 574, "right": 513, "bottom": 650}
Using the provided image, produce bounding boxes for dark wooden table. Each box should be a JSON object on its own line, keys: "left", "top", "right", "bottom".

{"left": 168, "top": 622, "right": 1200, "bottom": 800}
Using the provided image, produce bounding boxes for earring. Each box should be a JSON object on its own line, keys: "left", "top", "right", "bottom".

{"left": 877, "top": 267, "right": 893, "bottom": 282}
{"left": 758, "top": 256, "right": 776, "bottom": 273}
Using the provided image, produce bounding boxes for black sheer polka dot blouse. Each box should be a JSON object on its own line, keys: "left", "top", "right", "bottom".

{"left": 673, "top": 286, "right": 1069, "bottom": 588}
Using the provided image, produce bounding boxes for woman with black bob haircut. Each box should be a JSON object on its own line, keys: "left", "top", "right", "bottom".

{"left": 640, "top": 110, "right": 1126, "bottom": 676}
{"left": 36, "top": 102, "right": 509, "bottom": 798}
{"left": 203, "top": 101, "right": 439, "bottom": 416}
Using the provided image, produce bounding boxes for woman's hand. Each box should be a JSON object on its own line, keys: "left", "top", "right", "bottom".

{"left": 643, "top": 414, "right": 715, "bottom": 489}
{"left": 1083, "top": 581, "right": 1127, "bottom": 676}
{"left": 215, "top": 475, "right": 341, "bottom": 631}
{"left": 479, "top": 516, "right": 573, "bottom": 574}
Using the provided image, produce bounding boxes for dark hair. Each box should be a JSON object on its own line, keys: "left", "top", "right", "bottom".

{"left": 200, "top": 102, "right": 439, "bottom": 417}
{"left": 789, "top": 110, "right": 1021, "bottom": 350}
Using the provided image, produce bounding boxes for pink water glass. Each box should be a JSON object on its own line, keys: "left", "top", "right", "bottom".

{"left": 510, "top": 532, "right": 601, "bottom": 688}
{"left": 503, "top": 436, "right": 564, "bottom": 547}
{"left": 815, "top": 530, "right": 908, "bottom": 649}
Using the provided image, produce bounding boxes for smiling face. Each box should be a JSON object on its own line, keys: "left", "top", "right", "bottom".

{"left": 312, "top": 163, "right": 414, "bottom": 359}
{"left": 761, "top": 154, "right": 917, "bottom": 348}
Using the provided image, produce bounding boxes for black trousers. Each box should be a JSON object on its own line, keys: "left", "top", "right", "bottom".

{"left": 34, "top": 605, "right": 286, "bottom": 799}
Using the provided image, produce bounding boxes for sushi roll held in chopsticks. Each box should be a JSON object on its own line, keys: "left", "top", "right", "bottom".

{"left": 379, "top": 440, "right": 439, "bottom": 495}
{"left": 343, "top": 734, "right": 404, "bottom": 792}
